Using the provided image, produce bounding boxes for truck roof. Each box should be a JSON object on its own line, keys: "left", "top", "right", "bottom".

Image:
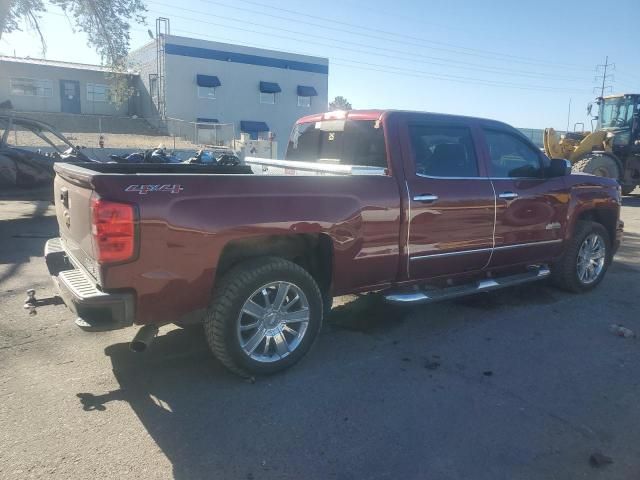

{"left": 295, "top": 109, "right": 514, "bottom": 130}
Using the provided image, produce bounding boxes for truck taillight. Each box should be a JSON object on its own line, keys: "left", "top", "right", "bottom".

{"left": 91, "top": 196, "right": 136, "bottom": 264}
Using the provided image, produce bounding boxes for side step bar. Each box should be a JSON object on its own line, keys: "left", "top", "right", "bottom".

{"left": 385, "top": 265, "right": 551, "bottom": 305}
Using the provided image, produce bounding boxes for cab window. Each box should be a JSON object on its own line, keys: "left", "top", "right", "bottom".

{"left": 409, "top": 125, "right": 479, "bottom": 177}
{"left": 483, "top": 129, "right": 543, "bottom": 178}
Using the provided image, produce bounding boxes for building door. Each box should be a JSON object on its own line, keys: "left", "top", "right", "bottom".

{"left": 60, "top": 80, "right": 81, "bottom": 113}
{"left": 403, "top": 121, "right": 496, "bottom": 279}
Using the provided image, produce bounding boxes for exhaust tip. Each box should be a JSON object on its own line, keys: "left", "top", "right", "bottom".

{"left": 129, "top": 325, "right": 159, "bottom": 353}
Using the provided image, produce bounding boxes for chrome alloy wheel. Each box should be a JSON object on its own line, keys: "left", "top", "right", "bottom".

{"left": 577, "top": 233, "right": 606, "bottom": 285}
{"left": 237, "top": 281, "right": 310, "bottom": 363}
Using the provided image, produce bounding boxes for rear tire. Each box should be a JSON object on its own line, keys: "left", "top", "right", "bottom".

{"left": 572, "top": 154, "right": 620, "bottom": 180}
{"left": 204, "top": 257, "right": 323, "bottom": 377}
{"left": 551, "top": 221, "right": 611, "bottom": 293}
{"left": 621, "top": 185, "right": 636, "bottom": 196}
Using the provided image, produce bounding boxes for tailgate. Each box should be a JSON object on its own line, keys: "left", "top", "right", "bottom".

{"left": 53, "top": 164, "right": 101, "bottom": 281}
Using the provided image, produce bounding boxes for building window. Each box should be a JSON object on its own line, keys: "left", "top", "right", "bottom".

{"left": 87, "top": 83, "right": 109, "bottom": 102}
{"left": 260, "top": 92, "right": 276, "bottom": 104}
{"left": 197, "top": 86, "right": 216, "bottom": 99}
{"left": 10, "top": 78, "right": 53, "bottom": 97}
{"left": 297, "top": 95, "right": 311, "bottom": 107}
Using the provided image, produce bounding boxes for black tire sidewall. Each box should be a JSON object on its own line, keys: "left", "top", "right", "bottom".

{"left": 216, "top": 260, "right": 322, "bottom": 375}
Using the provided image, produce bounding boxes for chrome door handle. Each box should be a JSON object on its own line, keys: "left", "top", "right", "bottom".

{"left": 498, "top": 192, "right": 518, "bottom": 200}
{"left": 413, "top": 194, "right": 439, "bottom": 203}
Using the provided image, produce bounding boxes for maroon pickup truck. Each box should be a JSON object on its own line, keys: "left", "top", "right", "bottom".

{"left": 42, "top": 110, "right": 623, "bottom": 377}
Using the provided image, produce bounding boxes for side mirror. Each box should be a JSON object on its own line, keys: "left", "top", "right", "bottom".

{"left": 587, "top": 103, "right": 593, "bottom": 116}
{"left": 549, "top": 158, "right": 572, "bottom": 177}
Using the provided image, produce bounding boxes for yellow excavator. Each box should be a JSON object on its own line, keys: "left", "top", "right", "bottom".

{"left": 543, "top": 93, "right": 640, "bottom": 195}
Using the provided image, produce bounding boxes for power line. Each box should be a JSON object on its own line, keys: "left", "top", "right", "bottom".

{"left": 0, "top": 8, "right": 596, "bottom": 94}
{"left": 150, "top": 0, "right": 594, "bottom": 71}
{"left": 160, "top": 24, "right": 590, "bottom": 94}
{"left": 146, "top": 5, "right": 591, "bottom": 85}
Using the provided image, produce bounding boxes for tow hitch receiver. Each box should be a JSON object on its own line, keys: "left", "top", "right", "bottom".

{"left": 23, "top": 289, "right": 64, "bottom": 316}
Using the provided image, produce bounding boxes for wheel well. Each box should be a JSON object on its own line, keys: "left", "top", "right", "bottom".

{"left": 216, "top": 234, "right": 333, "bottom": 295}
{"left": 577, "top": 208, "right": 617, "bottom": 242}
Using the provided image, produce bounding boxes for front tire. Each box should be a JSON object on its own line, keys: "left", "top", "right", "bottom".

{"left": 205, "top": 257, "right": 323, "bottom": 377}
{"left": 551, "top": 221, "right": 611, "bottom": 293}
{"left": 572, "top": 154, "right": 620, "bottom": 180}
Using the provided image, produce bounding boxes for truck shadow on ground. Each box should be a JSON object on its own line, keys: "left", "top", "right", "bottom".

{"left": 73, "top": 282, "right": 568, "bottom": 479}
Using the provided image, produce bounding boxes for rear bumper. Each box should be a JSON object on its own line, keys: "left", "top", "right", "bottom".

{"left": 45, "top": 238, "right": 135, "bottom": 331}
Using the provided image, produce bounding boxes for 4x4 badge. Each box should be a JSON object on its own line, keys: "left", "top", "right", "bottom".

{"left": 125, "top": 184, "right": 184, "bottom": 195}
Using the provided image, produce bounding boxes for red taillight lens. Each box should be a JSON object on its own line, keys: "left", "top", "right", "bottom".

{"left": 91, "top": 197, "right": 136, "bottom": 264}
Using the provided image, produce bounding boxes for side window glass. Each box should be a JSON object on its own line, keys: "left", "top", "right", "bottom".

{"left": 409, "top": 125, "right": 479, "bottom": 177}
{"left": 484, "top": 129, "right": 543, "bottom": 178}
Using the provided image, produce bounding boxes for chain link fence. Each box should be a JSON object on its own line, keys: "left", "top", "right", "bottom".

{"left": 165, "top": 117, "right": 236, "bottom": 147}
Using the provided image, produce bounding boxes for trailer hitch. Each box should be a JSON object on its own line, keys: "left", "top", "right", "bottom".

{"left": 23, "top": 289, "right": 63, "bottom": 316}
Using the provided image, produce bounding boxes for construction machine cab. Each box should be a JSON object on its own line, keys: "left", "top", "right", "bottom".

{"left": 544, "top": 93, "right": 640, "bottom": 194}
{"left": 596, "top": 94, "right": 640, "bottom": 136}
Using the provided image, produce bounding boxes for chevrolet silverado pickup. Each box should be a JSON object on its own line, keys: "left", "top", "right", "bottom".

{"left": 43, "top": 110, "right": 623, "bottom": 377}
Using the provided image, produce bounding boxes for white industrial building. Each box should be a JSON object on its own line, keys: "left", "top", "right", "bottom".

{"left": 129, "top": 28, "right": 329, "bottom": 156}
{"left": 0, "top": 21, "right": 329, "bottom": 157}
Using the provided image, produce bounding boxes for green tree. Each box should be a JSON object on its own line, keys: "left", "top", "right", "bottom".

{"left": 0, "top": 0, "right": 146, "bottom": 69}
{"left": 329, "top": 96, "right": 353, "bottom": 111}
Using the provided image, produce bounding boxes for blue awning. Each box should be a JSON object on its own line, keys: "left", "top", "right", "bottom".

{"left": 196, "top": 117, "right": 218, "bottom": 123}
{"left": 240, "top": 121, "right": 269, "bottom": 133}
{"left": 297, "top": 85, "right": 318, "bottom": 97}
{"left": 259, "top": 81, "right": 281, "bottom": 93}
{"left": 196, "top": 74, "right": 221, "bottom": 87}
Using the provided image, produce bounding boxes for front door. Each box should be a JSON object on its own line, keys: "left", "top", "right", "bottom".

{"left": 402, "top": 121, "right": 496, "bottom": 279}
{"left": 60, "top": 80, "right": 81, "bottom": 113}
{"left": 479, "top": 127, "right": 569, "bottom": 266}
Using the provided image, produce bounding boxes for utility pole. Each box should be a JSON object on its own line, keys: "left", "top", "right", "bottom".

{"left": 594, "top": 56, "right": 615, "bottom": 97}
{"left": 566, "top": 98, "right": 572, "bottom": 133}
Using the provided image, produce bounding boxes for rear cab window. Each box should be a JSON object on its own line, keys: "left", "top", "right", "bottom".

{"left": 286, "top": 119, "right": 388, "bottom": 169}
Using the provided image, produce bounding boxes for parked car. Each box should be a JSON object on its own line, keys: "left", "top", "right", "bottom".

{"left": 41, "top": 110, "right": 623, "bottom": 377}
{"left": 0, "top": 114, "right": 93, "bottom": 188}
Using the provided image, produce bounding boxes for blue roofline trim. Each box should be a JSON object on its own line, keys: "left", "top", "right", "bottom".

{"left": 165, "top": 43, "right": 328, "bottom": 74}
{"left": 196, "top": 117, "right": 219, "bottom": 123}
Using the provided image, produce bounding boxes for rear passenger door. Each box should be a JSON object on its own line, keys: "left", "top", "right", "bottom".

{"left": 480, "top": 127, "right": 569, "bottom": 267}
{"left": 402, "top": 120, "right": 495, "bottom": 279}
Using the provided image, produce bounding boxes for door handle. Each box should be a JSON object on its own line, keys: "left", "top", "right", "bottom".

{"left": 413, "top": 194, "right": 439, "bottom": 203}
{"left": 498, "top": 191, "right": 518, "bottom": 200}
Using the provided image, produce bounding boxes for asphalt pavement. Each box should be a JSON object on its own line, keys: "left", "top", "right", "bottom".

{"left": 1, "top": 190, "right": 639, "bottom": 480}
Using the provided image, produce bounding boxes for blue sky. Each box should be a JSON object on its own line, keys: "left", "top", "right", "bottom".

{"left": 1, "top": 0, "right": 639, "bottom": 129}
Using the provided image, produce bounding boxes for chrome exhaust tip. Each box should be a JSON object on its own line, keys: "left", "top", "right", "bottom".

{"left": 130, "top": 325, "right": 159, "bottom": 353}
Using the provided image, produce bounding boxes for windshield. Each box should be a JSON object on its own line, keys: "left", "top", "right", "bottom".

{"left": 285, "top": 119, "right": 387, "bottom": 168}
{"left": 598, "top": 96, "right": 637, "bottom": 129}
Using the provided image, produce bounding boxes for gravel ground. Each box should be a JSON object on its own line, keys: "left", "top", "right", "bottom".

{"left": 1, "top": 193, "right": 639, "bottom": 480}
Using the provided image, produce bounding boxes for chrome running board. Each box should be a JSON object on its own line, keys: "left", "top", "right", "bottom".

{"left": 385, "top": 265, "right": 551, "bottom": 305}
